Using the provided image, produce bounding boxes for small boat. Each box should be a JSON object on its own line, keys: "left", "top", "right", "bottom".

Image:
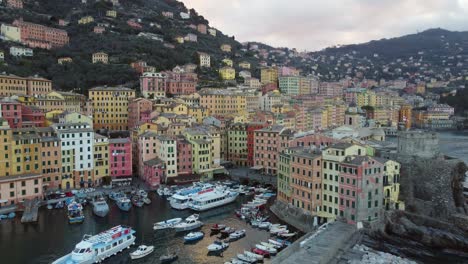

{"left": 211, "top": 223, "right": 226, "bottom": 232}
{"left": 7, "top": 212, "right": 15, "bottom": 219}
{"left": 229, "top": 259, "right": 248, "bottom": 264}
{"left": 268, "top": 239, "right": 286, "bottom": 248}
{"left": 173, "top": 214, "right": 203, "bottom": 232}
{"left": 237, "top": 253, "right": 257, "bottom": 263}
{"left": 130, "top": 245, "right": 154, "bottom": 260}
{"left": 116, "top": 197, "right": 132, "bottom": 212}
{"left": 47, "top": 204, "right": 53, "bottom": 210}
{"left": 137, "top": 189, "right": 148, "bottom": 198}
{"left": 156, "top": 188, "right": 164, "bottom": 196}
{"left": 0, "top": 214, "right": 7, "bottom": 219}
{"left": 244, "top": 250, "right": 264, "bottom": 261}
{"left": 153, "top": 218, "right": 183, "bottom": 230}
{"left": 207, "top": 240, "right": 229, "bottom": 252}
{"left": 159, "top": 252, "right": 178, "bottom": 263}
{"left": 275, "top": 238, "right": 292, "bottom": 246}
{"left": 255, "top": 244, "right": 277, "bottom": 254}
{"left": 229, "top": 229, "right": 246, "bottom": 240}
{"left": 109, "top": 191, "right": 125, "bottom": 201}
{"left": 258, "top": 222, "right": 271, "bottom": 229}
{"left": 143, "top": 197, "right": 151, "bottom": 205}
{"left": 261, "top": 241, "right": 281, "bottom": 249}
{"left": 163, "top": 188, "right": 173, "bottom": 197}
{"left": 92, "top": 196, "right": 109, "bottom": 217}
{"left": 220, "top": 227, "right": 235, "bottom": 235}
{"left": 132, "top": 196, "right": 144, "bottom": 208}
{"left": 278, "top": 231, "right": 297, "bottom": 238}
{"left": 250, "top": 220, "right": 259, "bottom": 227}
{"left": 184, "top": 231, "right": 204, "bottom": 242}
{"left": 55, "top": 201, "right": 64, "bottom": 209}
{"left": 67, "top": 202, "right": 84, "bottom": 224}
{"left": 251, "top": 247, "right": 270, "bottom": 258}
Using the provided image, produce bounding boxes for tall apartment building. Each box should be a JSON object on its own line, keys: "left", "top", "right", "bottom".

{"left": 109, "top": 138, "right": 132, "bottom": 178}
{"left": 89, "top": 86, "right": 135, "bottom": 131}
{"left": 199, "top": 89, "right": 247, "bottom": 117}
{"left": 140, "top": 72, "right": 167, "bottom": 98}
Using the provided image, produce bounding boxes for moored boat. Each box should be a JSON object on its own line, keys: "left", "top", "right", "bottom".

{"left": 251, "top": 247, "right": 270, "bottom": 258}
{"left": 92, "top": 196, "right": 109, "bottom": 217}
{"left": 244, "top": 250, "right": 264, "bottom": 261}
{"left": 109, "top": 191, "right": 125, "bottom": 201}
{"left": 130, "top": 245, "right": 154, "bottom": 260}
{"left": 207, "top": 240, "right": 229, "bottom": 252}
{"left": 211, "top": 223, "right": 226, "bottom": 232}
{"left": 160, "top": 252, "right": 178, "bottom": 263}
{"left": 131, "top": 196, "right": 144, "bottom": 208}
{"left": 189, "top": 189, "right": 238, "bottom": 212}
{"left": 237, "top": 253, "right": 257, "bottom": 263}
{"left": 183, "top": 231, "right": 204, "bottom": 242}
{"left": 67, "top": 202, "right": 84, "bottom": 224}
{"left": 143, "top": 197, "right": 151, "bottom": 205}
{"left": 255, "top": 244, "right": 277, "bottom": 254}
{"left": 173, "top": 214, "right": 203, "bottom": 232}
{"left": 153, "top": 218, "right": 183, "bottom": 230}
{"left": 229, "top": 229, "right": 246, "bottom": 240}
{"left": 116, "top": 197, "right": 132, "bottom": 212}
{"left": 52, "top": 225, "right": 136, "bottom": 264}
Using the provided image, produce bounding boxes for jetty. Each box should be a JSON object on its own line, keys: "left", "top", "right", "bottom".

{"left": 21, "top": 199, "right": 40, "bottom": 223}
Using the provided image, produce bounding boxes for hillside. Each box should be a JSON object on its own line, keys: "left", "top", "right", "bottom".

{"left": 0, "top": 0, "right": 262, "bottom": 92}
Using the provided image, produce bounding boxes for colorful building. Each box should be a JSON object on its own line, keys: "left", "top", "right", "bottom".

{"left": 128, "top": 98, "right": 153, "bottom": 129}
{"left": 12, "top": 19, "right": 69, "bottom": 49}
{"left": 1, "top": 24, "right": 21, "bottom": 42}
{"left": 198, "top": 52, "right": 210, "bottom": 67}
{"left": 92, "top": 52, "right": 108, "bottom": 64}
{"left": 93, "top": 133, "right": 109, "bottom": 185}
{"left": 261, "top": 67, "right": 278, "bottom": 85}
{"left": 140, "top": 72, "right": 167, "bottom": 98}
{"left": 176, "top": 136, "right": 192, "bottom": 177}
{"left": 381, "top": 159, "right": 404, "bottom": 210}
{"left": 109, "top": 138, "right": 132, "bottom": 178}
{"left": 219, "top": 66, "right": 236, "bottom": 80}
{"left": 227, "top": 123, "right": 248, "bottom": 166}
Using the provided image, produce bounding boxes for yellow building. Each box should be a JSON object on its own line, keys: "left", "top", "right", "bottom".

{"left": 188, "top": 106, "right": 210, "bottom": 123}
{"left": 261, "top": 67, "right": 278, "bottom": 85}
{"left": 0, "top": 119, "right": 12, "bottom": 176}
{"left": 184, "top": 129, "right": 213, "bottom": 180}
{"left": 222, "top": 58, "right": 233, "bottom": 67}
{"left": 59, "top": 112, "right": 93, "bottom": 128}
{"left": 78, "top": 16, "right": 94, "bottom": 25}
{"left": 106, "top": 10, "right": 117, "bottom": 18}
{"left": 58, "top": 57, "right": 73, "bottom": 64}
{"left": 239, "top": 61, "right": 251, "bottom": 69}
{"left": 199, "top": 89, "right": 247, "bottom": 117}
{"left": 89, "top": 86, "right": 136, "bottom": 131}
{"left": 220, "top": 44, "right": 232, "bottom": 52}
{"left": 382, "top": 159, "right": 404, "bottom": 210}
{"left": 93, "top": 133, "right": 109, "bottom": 185}
{"left": 10, "top": 128, "right": 42, "bottom": 176}
{"left": 219, "top": 66, "right": 236, "bottom": 80}
{"left": 174, "top": 36, "right": 184, "bottom": 44}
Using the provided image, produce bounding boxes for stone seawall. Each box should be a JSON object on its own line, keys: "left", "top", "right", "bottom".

{"left": 270, "top": 200, "right": 316, "bottom": 233}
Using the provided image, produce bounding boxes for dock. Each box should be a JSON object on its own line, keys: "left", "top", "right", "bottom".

{"left": 21, "top": 199, "right": 40, "bottom": 223}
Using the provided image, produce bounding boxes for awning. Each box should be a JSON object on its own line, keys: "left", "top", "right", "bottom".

{"left": 0, "top": 199, "right": 8, "bottom": 204}
{"left": 250, "top": 166, "right": 263, "bottom": 170}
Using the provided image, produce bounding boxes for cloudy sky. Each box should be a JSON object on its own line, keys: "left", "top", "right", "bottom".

{"left": 181, "top": 0, "right": 468, "bottom": 51}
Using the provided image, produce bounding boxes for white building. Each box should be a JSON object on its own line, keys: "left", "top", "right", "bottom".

{"left": 53, "top": 123, "right": 94, "bottom": 189}
{"left": 208, "top": 28, "right": 217, "bottom": 37}
{"left": 198, "top": 52, "right": 210, "bottom": 67}
{"left": 10, "top": 46, "right": 33, "bottom": 57}
{"left": 259, "top": 91, "right": 282, "bottom": 111}
{"left": 1, "top": 24, "right": 21, "bottom": 42}
{"left": 156, "top": 135, "right": 178, "bottom": 179}
{"left": 180, "top": 12, "right": 190, "bottom": 19}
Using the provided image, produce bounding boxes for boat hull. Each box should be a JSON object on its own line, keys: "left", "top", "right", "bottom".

{"left": 189, "top": 193, "right": 238, "bottom": 212}
{"left": 174, "top": 222, "right": 203, "bottom": 232}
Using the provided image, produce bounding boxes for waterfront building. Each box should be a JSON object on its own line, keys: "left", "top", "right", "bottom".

{"left": 109, "top": 138, "right": 132, "bottom": 178}
{"left": 227, "top": 123, "right": 248, "bottom": 166}
{"left": 219, "top": 66, "right": 236, "bottom": 80}
{"left": 89, "top": 86, "right": 136, "bottom": 131}
{"left": 38, "top": 127, "right": 62, "bottom": 189}
{"left": 176, "top": 136, "right": 192, "bottom": 177}
{"left": 137, "top": 131, "right": 159, "bottom": 183}
{"left": 155, "top": 135, "right": 177, "bottom": 181}
{"left": 93, "top": 133, "right": 109, "bottom": 185}
{"left": 184, "top": 129, "right": 215, "bottom": 180}
{"left": 143, "top": 158, "right": 164, "bottom": 188}
{"left": 253, "top": 125, "right": 293, "bottom": 175}
{"left": 277, "top": 150, "right": 292, "bottom": 203}
{"left": 0, "top": 173, "right": 43, "bottom": 205}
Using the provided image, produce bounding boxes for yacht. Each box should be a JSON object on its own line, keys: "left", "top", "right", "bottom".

{"left": 52, "top": 225, "right": 136, "bottom": 264}
{"left": 189, "top": 189, "right": 239, "bottom": 211}
{"left": 116, "top": 197, "right": 132, "bottom": 212}
{"left": 67, "top": 202, "right": 84, "bottom": 224}
{"left": 170, "top": 185, "right": 214, "bottom": 210}
{"left": 92, "top": 196, "right": 109, "bottom": 217}
{"left": 173, "top": 214, "right": 203, "bottom": 232}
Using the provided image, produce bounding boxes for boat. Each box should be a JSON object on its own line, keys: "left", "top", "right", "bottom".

{"left": 0, "top": 214, "right": 7, "bottom": 219}
{"left": 153, "top": 218, "right": 183, "bottom": 230}
{"left": 47, "top": 204, "right": 53, "bottom": 210}
{"left": 160, "top": 252, "right": 178, "bottom": 263}
{"left": 136, "top": 190, "right": 148, "bottom": 198}
{"left": 228, "top": 259, "right": 248, "bottom": 264}
{"left": 109, "top": 191, "right": 125, "bottom": 201}
{"left": 220, "top": 227, "right": 235, "bottom": 236}
{"left": 130, "top": 245, "right": 154, "bottom": 260}
{"left": 258, "top": 222, "right": 271, "bottom": 229}
{"left": 229, "top": 229, "right": 246, "bottom": 240}
{"left": 156, "top": 188, "right": 164, "bottom": 196}
{"left": 189, "top": 189, "right": 239, "bottom": 211}
{"left": 173, "top": 214, "right": 203, "bottom": 232}
{"left": 268, "top": 239, "right": 286, "bottom": 248}
{"left": 163, "top": 188, "right": 173, "bottom": 197}
{"left": 255, "top": 244, "right": 277, "bottom": 254}
{"left": 275, "top": 238, "right": 292, "bottom": 246}
{"left": 7, "top": 212, "right": 15, "bottom": 219}
{"left": 92, "top": 196, "right": 109, "bottom": 217}
{"left": 183, "top": 231, "right": 204, "bottom": 242}
{"left": 52, "top": 225, "right": 136, "bottom": 264}
{"left": 244, "top": 250, "right": 264, "bottom": 261}
{"left": 143, "top": 197, "right": 151, "bottom": 205}
{"left": 250, "top": 220, "right": 259, "bottom": 227}
{"left": 207, "top": 240, "right": 229, "bottom": 252}
{"left": 211, "top": 223, "right": 226, "bottom": 232}
{"left": 116, "top": 197, "right": 132, "bottom": 212}
{"left": 170, "top": 186, "right": 213, "bottom": 210}
{"left": 67, "top": 202, "right": 84, "bottom": 224}
{"left": 261, "top": 241, "right": 281, "bottom": 249}
{"left": 237, "top": 253, "right": 257, "bottom": 263}
{"left": 251, "top": 247, "right": 270, "bottom": 258}
{"left": 131, "top": 196, "right": 144, "bottom": 208}
{"left": 55, "top": 201, "right": 64, "bottom": 209}
{"left": 278, "top": 231, "right": 297, "bottom": 238}
{"left": 270, "top": 228, "right": 288, "bottom": 235}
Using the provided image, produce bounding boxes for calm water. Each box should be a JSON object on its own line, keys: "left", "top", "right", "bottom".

{"left": 0, "top": 194, "right": 277, "bottom": 264}
{"left": 438, "top": 130, "right": 468, "bottom": 164}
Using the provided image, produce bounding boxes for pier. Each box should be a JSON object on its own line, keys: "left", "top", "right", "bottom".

{"left": 21, "top": 199, "right": 40, "bottom": 223}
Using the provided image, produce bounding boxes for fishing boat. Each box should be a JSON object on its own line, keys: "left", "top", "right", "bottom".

{"left": 159, "top": 252, "right": 178, "bottom": 263}
{"left": 92, "top": 196, "right": 109, "bottom": 217}
{"left": 244, "top": 250, "right": 264, "bottom": 261}
{"left": 173, "top": 214, "right": 203, "bottom": 232}
{"left": 153, "top": 218, "right": 183, "bottom": 230}
{"left": 251, "top": 247, "right": 270, "bottom": 258}
{"left": 189, "top": 189, "right": 239, "bottom": 211}
{"left": 237, "top": 253, "right": 257, "bottom": 263}
{"left": 130, "top": 245, "right": 154, "bottom": 260}
{"left": 229, "top": 229, "right": 246, "bottom": 240}
{"left": 210, "top": 223, "right": 226, "bottom": 232}
{"left": 116, "top": 197, "right": 132, "bottom": 212}
{"left": 67, "top": 202, "right": 84, "bottom": 224}
{"left": 255, "top": 244, "right": 277, "bottom": 254}
{"left": 183, "top": 231, "right": 204, "bottom": 242}
{"left": 52, "top": 225, "right": 136, "bottom": 264}
{"left": 109, "top": 191, "right": 125, "bottom": 201}
{"left": 207, "top": 240, "right": 229, "bottom": 252}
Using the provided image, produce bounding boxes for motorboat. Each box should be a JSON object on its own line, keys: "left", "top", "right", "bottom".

{"left": 220, "top": 227, "right": 235, "bottom": 236}
{"left": 229, "top": 229, "right": 246, "bottom": 240}
{"left": 109, "top": 191, "right": 125, "bottom": 201}
{"left": 131, "top": 196, "right": 144, "bottom": 208}
{"left": 270, "top": 227, "right": 288, "bottom": 235}
{"left": 156, "top": 188, "right": 164, "bottom": 196}
{"left": 136, "top": 190, "right": 148, "bottom": 198}
{"left": 130, "top": 245, "right": 154, "bottom": 260}
{"left": 143, "top": 197, "right": 151, "bottom": 205}
{"left": 275, "top": 238, "right": 292, "bottom": 246}
{"left": 207, "top": 240, "right": 229, "bottom": 252}
{"left": 268, "top": 239, "right": 286, "bottom": 248}
{"left": 255, "top": 244, "right": 277, "bottom": 254}
{"left": 170, "top": 185, "right": 213, "bottom": 210}
{"left": 92, "top": 196, "right": 109, "bottom": 217}
{"left": 67, "top": 202, "right": 84, "bottom": 224}
{"left": 261, "top": 241, "right": 281, "bottom": 249}
{"left": 183, "top": 231, "right": 204, "bottom": 242}
{"left": 251, "top": 247, "right": 270, "bottom": 258}
{"left": 153, "top": 218, "right": 183, "bottom": 230}
{"left": 173, "top": 214, "right": 203, "bottom": 232}
{"left": 278, "top": 231, "right": 297, "bottom": 238}
{"left": 258, "top": 222, "right": 271, "bottom": 229}
{"left": 189, "top": 189, "right": 239, "bottom": 211}
{"left": 244, "top": 250, "right": 264, "bottom": 261}
{"left": 116, "top": 197, "right": 132, "bottom": 212}
{"left": 7, "top": 212, "right": 15, "bottom": 219}
{"left": 160, "top": 252, "right": 178, "bottom": 263}
{"left": 52, "top": 225, "right": 136, "bottom": 264}
{"left": 163, "top": 188, "right": 173, "bottom": 197}
{"left": 237, "top": 253, "right": 257, "bottom": 263}
{"left": 210, "top": 223, "right": 226, "bottom": 232}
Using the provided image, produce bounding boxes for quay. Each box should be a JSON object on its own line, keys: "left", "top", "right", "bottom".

{"left": 21, "top": 199, "right": 40, "bottom": 223}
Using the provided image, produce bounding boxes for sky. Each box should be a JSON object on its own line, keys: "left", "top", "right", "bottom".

{"left": 180, "top": 0, "right": 468, "bottom": 51}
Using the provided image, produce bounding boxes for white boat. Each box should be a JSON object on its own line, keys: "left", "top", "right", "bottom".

{"left": 255, "top": 244, "right": 277, "bottom": 254}
{"left": 136, "top": 190, "right": 148, "bottom": 198}
{"left": 207, "top": 240, "right": 229, "bottom": 252}
{"left": 268, "top": 239, "right": 285, "bottom": 248}
{"left": 156, "top": 188, "right": 164, "bottom": 196}
{"left": 174, "top": 214, "right": 203, "bottom": 232}
{"left": 189, "top": 189, "right": 239, "bottom": 211}
{"left": 258, "top": 222, "right": 271, "bottom": 229}
{"left": 130, "top": 245, "right": 154, "bottom": 260}
{"left": 184, "top": 231, "right": 204, "bottom": 242}
{"left": 270, "top": 227, "right": 288, "bottom": 235}
{"left": 52, "top": 225, "right": 136, "bottom": 264}
{"left": 170, "top": 186, "right": 214, "bottom": 210}
{"left": 237, "top": 253, "right": 257, "bottom": 263}
{"left": 153, "top": 218, "right": 183, "bottom": 230}
{"left": 92, "top": 196, "right": 109, "bottom": 217}
{"left": 244, "top": 250, "right": 264, "bottom": 261}
{"left": 229, "top": 229, "right": 246, "bottom": 240}
{"left": 278, "top": 231, "right": 297, "bottom": 238}
{"left": 143, "top": 197, "right": 151, "bottom": 205}
{"left": 261, "top": 241, "right": 281, "bottom": 249}
{"left": 163, "top": 188, "right": 173, "bottom": 196}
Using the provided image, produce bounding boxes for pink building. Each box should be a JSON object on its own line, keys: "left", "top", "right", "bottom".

{"left": 138, "top": 131, "right": 158, "bottom": 181}
{"left": 128, "top": 98, "right": 153, "bottom": 129}
{"left": 143, "top": 158, "right": 164, "bottom": 188}
{"left": 21, "top": 105, "right": 45, "bottom": 128}
{"left": 288, "top": 133, "right": 336, "bottom": 149}
{"left": 127, "top": 19, "right": 143, "bottom": 29}
{"left": 278, "top": 66, "right": 300, "bottom": 77}
{"left": 167, "top": 79, "right": 196, "bottom": 95}
{"left": 319, "top": 82, "right": 344, "bottom": 97}
{"left": 1, "top": 100, "right": 22, "bottom": 128}
{"left": 6, "top": 0, "right": 23, "bottom": 9}
{"left": 140, "top": 72, "right": 167, "bottom": 98}
{"left": 253, "top": 125, "right": 293, "bottom": 175}
{"left": 0, "top": 174, "right": 44, "bottom": 205}
{"left": 13, "top": 19, "right": 69, "bottom": 49}
{"left": 94, "top": 26, "right": 105, "bottom": 34}
{"left": 109, "top": 138, "right": 132, "bottom": 177}
{"left": 176, "top": 136, "right": 192, "bottom": 176}
{"left": 197, "top": 24, "right": 207, "bottom": 34}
